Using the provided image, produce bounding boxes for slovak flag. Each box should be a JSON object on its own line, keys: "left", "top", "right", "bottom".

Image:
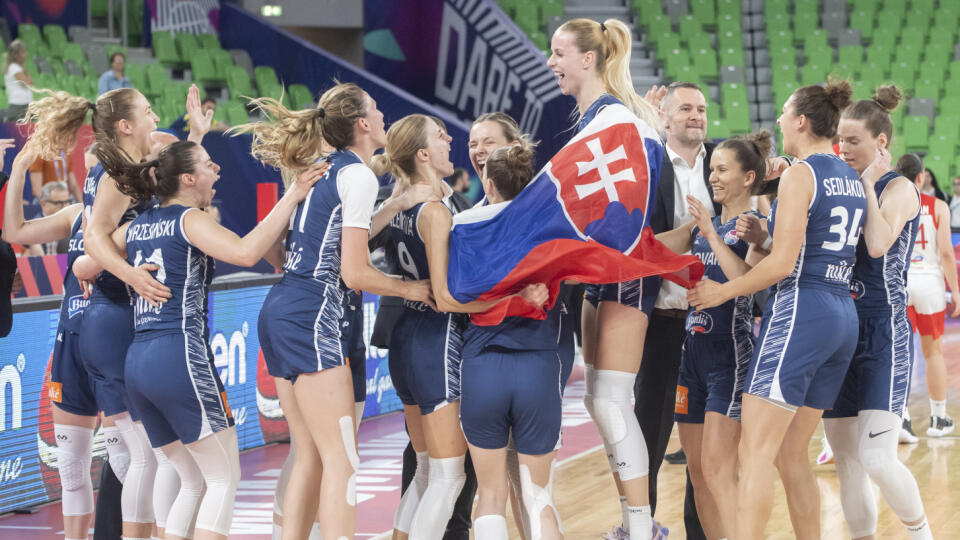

{"left": 448, "top": 102, "right": 705, "bottom": 325}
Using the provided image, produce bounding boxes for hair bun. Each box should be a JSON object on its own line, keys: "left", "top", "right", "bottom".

{"left": 872, "top": 85, "right": 902, "bottom": 112}
{"left": 824, "top": 78, "right": 853, "bottom": 111}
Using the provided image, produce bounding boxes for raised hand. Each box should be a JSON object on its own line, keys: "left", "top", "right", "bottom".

{"left": 736, "top": 213, "right": 767, "bottom": 246}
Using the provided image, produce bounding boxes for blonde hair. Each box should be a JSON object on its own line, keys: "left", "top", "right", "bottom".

{"left": 20, "top": 87, "right": 141, "bottom": 162}
{"left": 369, "top": 114, "right": 432, "bottom": 193}
{"left": 232, "top": 82, "right": 367, "bottom": 171}
{"left": 3, "top": 40, "right": 26, "bottom": 74}
{"left": 556, "top": 18, "right": 660, "bottom": 130}
{"left": 472, "top": 112, "right": 524, "bottom": 143}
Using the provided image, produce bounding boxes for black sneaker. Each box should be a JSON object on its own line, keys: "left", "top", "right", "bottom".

{"left": 665, "top": 448, "right": 686, "bottom": 464}
{"left": 899, "top": 418, "right": 918, "bottom": 444}
{"left": 927, "top": 415, "right": 955, "bottom": 438}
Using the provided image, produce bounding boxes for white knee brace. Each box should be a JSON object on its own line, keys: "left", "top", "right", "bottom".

{"left": 103, "top": 424, "right": 130, "bottom": 484}
{"left": 115, "top": 417, "right": 157, "bottom": 524}
{"left": 858, "top": 411, "right": 925, "bottom": 524}
{"left": 409, "top": 455, "right": 466, "bottom": 539}
{"left": 584, "top": 366, "right": 620, "bottom": 475}
{"left": 55, "top": 424, "right": 95, "bottom": 517}
{"left": 474, "top": 514, "right": 510, "bottom": 540}
{"left": 338, "top": 416, "right": 360, "bottom": 507}
{"left": 824, "top": 417, "right": 878, "bottom": 538}
{"left": 190, "top": 428, "right": 241, "bottom": 536}
{"left": 152, "top": 448, "right": 180, "bottom": 530}
{"left": 393, "top": 450, "right": 429, "bottom": 533}
{"left": 519, "top": 463, "right": 561, "bottom": 540}
{"left": 163, "top": 443, "right": 204, "bottom": 540}
{"left": 593, "top": 370, "right": 648, "bottom": 481}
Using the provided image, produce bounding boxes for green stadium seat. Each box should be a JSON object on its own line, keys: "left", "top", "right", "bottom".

{"left": 849, "top": 9, "right": 874, "bottom": 40}
{"left": 902, "top": 115, "right": 929, "bottom": 151}
{"left": 90, "top": 0, "right": 108, "bottom": 18}
{"left": 644, "top": 13, "right": 670, "bottom": 34}
{"left": 529, "top": 31, "right": 548, "bottom": 51}
{"left": 719, "top": 47, "right": 744, "bottom": 67}
{"left": 769, "top": 45, "right": 796, "bottom": 66}
{"left": 224, "top": 100, "right": 248, "bottom": 126}
{"left": 768, "top": 29, "right": 793, "bottom": 48}
{"left": 837, "top": 46, "right": 862, "bottom": 66}
{"left": 925, "top": 155, "right": 950, "bottom": 185}
{"left": 774, "top": 80, "right": 799, "bottom": 108}
{"left": 690, "top": 0, "right": 716, "bottom": 26}
{"left": 125, "top": 62, "right": 147, "bottom": 91}
{"left": 919, "top": 63, "right": 945, "bottom": 87}
{"left": 924, "top": 43, "right": 951, "bottom": 69}
{"left": 175, "top": 32, "right": 199, "bottom": 60}
{"left": 804, "top": 30, "right": 828, "bottom": 52}
{"left": 725, "top": 103, "right": 751, "bottom": 134}
{"left": 721, "top": 83, "right": 748, "bottom": 105}
{"left": 541, "top": 0, "right": 563, "bottom": 19}
{"left": 801, "top": 61, "right": 829, "bottom": 86}
{"left": 804, "top": 43, "right": 832, "bottom": 66}
{"left": 513, "top": 3, "right": 538, "bottom": 34}
{"left": 145, "top": 63, "right": 168, "bottom": 98}
{"left": 716, "top": 0, "right": 740, "bottom": 17}
{"left": 929, "top": 135, "right": 956, "bottom": 159}
{"left": 883, "top": 0, "right": 907, "bottom": 17}
{"left": 717, "top": 29, "right": 742, "bottom": 51}
{"left": 766, "top": 12, "right": 790, "bottom": 33}
{"left": 664, "top": 49, "right": 693, "bottom": 81}
{"left": 210, "top": 48, "right": 233, "bottom": 80}
{"left": 707, "top": 118, "right": 731, "bottom": 139}
{"left": 43, "top": 25, "right": 68, "bottom": 57}
{"left": 198, "top": 33, "right": 221, "bottom": 50}
{"left": 875, "top": 10, "right": 900, "bottom": 33}
{"left": 189, "top": 50, "right": 221, "bottom": 85}
{"left": 865, "top": 46, "right": 892, "bottom": 72}
{"left": 152, "top": 31, "right": 179, "bottom": 66}
{"left": 793, "top": 11, "right": 819, "bottom": 41}
{"left": 939, "top": 96, "right": 960, "bottom": 115}
{"left": 678, "top": 15, "right": 701, "bottom": 42}
{"left": 693, "top": 48, "right": 718, "bottom": 80}
{"left": 226, "top": 65, "right": 255, "bottom": 100}
{"left": 289, "top": 84, "right": 313, "bottom": 110}
{"left": 18, "top": 23, "right": 43, "bottom": 47}
{"left": 914, "top": 79, "right": 941, "bottom": 100}
{"left": 794, "top": 0, "right": 817, "bottom": 13}
{"left": 912, "top": 0, "right": 934, "bottom": 15}
{"left": 254, "top": 66, "right": 280, "bottom": 94}
{"left": 936, "top": 4, "right": 960, "bottom": 26}
{"left": 62, "top": 44, "right": 87, "bottom": 70}
{"left": 889, "top": 62, "right": 915, "bottom": 92}
{"left": 905, "top": 9, "right": 930, "bottom": 30}
{"left": 771, "top": 62, "right": 798, "bottom": 87}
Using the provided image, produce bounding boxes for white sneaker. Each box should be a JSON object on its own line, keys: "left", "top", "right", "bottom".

{"left": 817, "top": 436, "right": 834, "bottom": 465}
{"left": 927, "top": 415, "right": 955, "bottom": 437}
{"left": 899, "top": 418, "right": 919, "bottom": 444}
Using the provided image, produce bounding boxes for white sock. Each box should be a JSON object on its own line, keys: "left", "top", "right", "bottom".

{"left": 627, "top": 505, "right": 652, "bottom": 540}
{"left": 930, "top": 399, "right": 946, "bottom": 418}
{"left": 474, "top": 514, "right": 509, "bottom": 539}
{"left": 619, "top": 496, "right": 630, "bottom": 531}
{"left": 272, "top": 523, "right": 281, "bottom": 540}
{"left": 309, "top": 522, "right": 323, "bottom": 540}
{"left": 906, "top": 517, "right": 933, "bottom": 540}
{"left": 66, "top": 537, "right": 88, "bottom": 540}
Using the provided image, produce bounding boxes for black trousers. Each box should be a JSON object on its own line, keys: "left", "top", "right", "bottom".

{"left": 634, "top": 311, "right": 705, "bottom": 540}
{"left": 400, "top": 441, "right": 477, "bottom": 539}
{"left": 92, "top": 461, "right": 123, "bottom": 540}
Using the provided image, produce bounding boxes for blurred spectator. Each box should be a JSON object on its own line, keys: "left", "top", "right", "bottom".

{"left": 34, "top": 182, "right": 72, "bottom": 255}
{"left": 169, "top": 98, "right": 228, "bottom": 133}
{"left": 950, "top": 176, "right": 960, "bottom": 229}
{"left": 922, "top": 168, "right": 948, "bottom": 203}
{"left": 98, "top": 52, "right": 133, "bottom": 95}
{"left": 0, "top": 141, "right": 20, "bottom": 336}
{"left": 3, "top": 40, "right": 33, "bottom": 121}
{"left": 29, "top": 150, "right": 82, "bottom": 203}
{"left": 444, "top": 167, "right": 471, "bottom": 210}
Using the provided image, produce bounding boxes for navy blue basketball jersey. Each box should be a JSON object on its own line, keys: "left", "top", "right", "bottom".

{"left": 388, "top": 196, "right": 458, "bottom": 281}
{"left": 463, "top": 297, "right": 566, "bottom": 356}
{"left": 282, "top": 150, "right": 378, "bottom": 289}
{"left": 59, "top": 214, "right": 88, "bottom": 333}
{"left": 851, "top": 171, "right": 920, "bottom": 316}
{"left": 767, "top": 154, "right": 866, "bottom": 295}
{"left": 686, "top": 212, "right": 761, "bottom": 336}
{"left": 578, "top": 94, "right": 622, "bottom": 133}
{"left": 83, "top": 162, "right": 153, "bottom": 301}
{"left": 124, "top": 205, "right": 215, "bottom": 335}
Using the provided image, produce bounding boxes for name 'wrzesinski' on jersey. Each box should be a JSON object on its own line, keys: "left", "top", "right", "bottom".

{"left": 126, "top": 219, "right": 177, "bottom": 242}
{"left": 823, "top": 176, "right": 865, "bottom": 198}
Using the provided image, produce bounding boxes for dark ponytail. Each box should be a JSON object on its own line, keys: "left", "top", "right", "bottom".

{"left": 717, "top": 129, "right": 774, "bottom": 194}
{"left": 99, "top": 140, "right": 198, "bottom": 203}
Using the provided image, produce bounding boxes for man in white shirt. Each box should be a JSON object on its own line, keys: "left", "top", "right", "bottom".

{"left": 634, "top": 82, "right": 720, "bottom": 540}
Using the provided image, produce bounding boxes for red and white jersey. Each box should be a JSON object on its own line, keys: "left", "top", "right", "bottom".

{"left": 909, "top": 193, "right": 943, "bottom": 277}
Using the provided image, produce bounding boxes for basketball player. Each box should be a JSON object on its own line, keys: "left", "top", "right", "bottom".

{"left": 688, "top": 80, "right": 863, "bottom": 539}
{"left": 547, "top": 17, "right": 665, "bottom": 539}
{"left": 656, "top": 131, "right": 772, "bottom": 539}
{"left": 235, "top": 84, "right": 433, "bottom": 539}
{"left": 823, "top": 86, "right": 934, "bottom": 540}
{"left": 898, "top": 153, "right": 959, "bottom": 438}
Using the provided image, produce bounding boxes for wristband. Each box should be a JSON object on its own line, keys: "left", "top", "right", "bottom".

{"left": 760, "top": 234, "right": 773, "bottom": 251}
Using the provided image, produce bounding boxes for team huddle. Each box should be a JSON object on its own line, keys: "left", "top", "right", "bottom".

{"left": 2, "top": 15, "right": 953, "bottom": 540}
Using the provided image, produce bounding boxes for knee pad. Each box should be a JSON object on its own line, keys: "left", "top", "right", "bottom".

{"left": 103, "top": 425, "right": 130, "bottom": 484}
{"left": 519, "top": 463, "right": 562, "bottom": 540}
{"left": 192, "top": 429, "right": 241, "bottom": 536}
{"left": 393, "top": 450, "right": 429, "bottom": 533}
{"left": 409, "top": 455, "right": 466, "bottom": 538}
{"left": 55, "top": 424, "right": 95, "bottom": 517}
{"left": 593, "top": 370, "right": 648, "bottom": 481}
{"left": 474, "top": 514, "right": 509, "bottom": 540}
{"left": 338, "top": 416, "right": 360, "bottom": 507}
{"left": 583, "top": 366, "right": 619, "bottom": 474}
{"left": 163, "top": 444, "right": 204, "bottom": 540}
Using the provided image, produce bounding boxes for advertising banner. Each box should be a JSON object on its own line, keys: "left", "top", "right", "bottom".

{"left": 364, "top": 0, "right": 576, "bottom": 161}
{"left": 0, "top": 285, "right": 398, "bottom": 514}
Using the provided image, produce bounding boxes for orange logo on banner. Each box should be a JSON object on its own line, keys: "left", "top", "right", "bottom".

{"left": 221, "top": 391, "right": 233, "bottom": 418}
{"left": 675, "top": 385, "right": 689, "bottom": 415}
{"left": 49, "top": 382, "right": 63, "bottom": 403}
